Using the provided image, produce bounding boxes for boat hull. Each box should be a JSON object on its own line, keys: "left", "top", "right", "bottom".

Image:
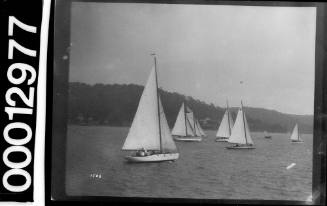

{"left": 264, "top": 136, "right": 272, "bottom": 139}
{"left": 173, "top": 136, "right": 202, "bottom": 142}
{"left": 215, "top": 137, "right": 229, "bottom": 142}
{"left": 225, "top": 145, "right": 255, "bottom": 149}
{"left": 291, "top": 140, "right": 304, "bottom": 143}
{"left": 125, "top": 153, "right": 179, "bottom": 163}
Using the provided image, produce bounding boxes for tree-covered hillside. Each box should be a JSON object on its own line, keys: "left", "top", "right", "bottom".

{"left": 68, "top": 82, "right": 313, "bottom": 134}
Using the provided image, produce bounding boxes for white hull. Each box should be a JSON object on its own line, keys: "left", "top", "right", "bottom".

{"left": 226, "top": 145, "right": 255, "bottom": 149}
{"left": 125, "top": 153, "right": 179, "bottom": 163}
{"left": 215, "top": 137, "right": 229, "bottom": 142}
{"left": 173, "top": 136, "right": 202, "bottom": 142}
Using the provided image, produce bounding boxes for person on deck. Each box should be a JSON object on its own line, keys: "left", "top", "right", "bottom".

{"left": 142, "top": 148, "right": 149, "bottom": 156}
{"left": 137, "top": 149, "right": 145, "bottom": 156}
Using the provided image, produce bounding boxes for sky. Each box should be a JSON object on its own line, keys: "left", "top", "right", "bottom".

{"left": 69, "top": 3, "right": 316, "bottom": 115}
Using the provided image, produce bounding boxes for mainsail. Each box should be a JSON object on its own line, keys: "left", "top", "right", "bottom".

{"left": 290, "top": 124, "right": 301, "bottom": 141}
{"left": 216, "top": 109, "right": 234, "bottom": 138}
{"left": 228, "top": 106, "right": 254, "bottom": 145}
{"left": 122, "top": 67, "right": 177, "bottom": 152}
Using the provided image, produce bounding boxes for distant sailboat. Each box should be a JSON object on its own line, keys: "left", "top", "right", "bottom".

{"left": 226, "top": 101, "right": 255, "bottom": 149}
{"left": 122, "top": 55, "right": 179, "bottom": 162}
{"left": 264, "top": 131, "right": 272, "bottom": 139}
{"left": 215, "top": 101, "right": 234, "bottom": 142}
{"left": 171, "top": 103, "right": 205, "bottom": 142}
{"left": 290, "top": 123, "right": 304, "bottom": 143}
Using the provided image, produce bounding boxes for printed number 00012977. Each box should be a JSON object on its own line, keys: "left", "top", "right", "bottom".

{"left": 2, "top": 16, "right": 37, "bottom": 193}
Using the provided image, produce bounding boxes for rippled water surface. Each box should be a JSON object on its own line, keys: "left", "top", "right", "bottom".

{"left": 66, "top": 125, "right": 312, "bottom": 200}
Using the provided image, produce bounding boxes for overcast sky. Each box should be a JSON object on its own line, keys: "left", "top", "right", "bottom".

{"left": 69, "top": 3, "right": 316, "bottom": 115}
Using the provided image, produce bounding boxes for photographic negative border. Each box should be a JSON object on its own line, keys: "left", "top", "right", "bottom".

{"left": 0, "top": 0, "right": 44, "bottom": 202}
{"left": 47, "top": 0, "right": 326, "bottom": 205}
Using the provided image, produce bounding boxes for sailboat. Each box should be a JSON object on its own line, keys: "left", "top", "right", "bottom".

{"left": 215, "top": 101, "right": 234, "bottom": 142}
{"left": 290, "top": 123, "right": 304, "bottom": 143}
{"left": 226, "top": 101, "right": 255, "bottom": 149}
{"left": 171, "top": 102, "right": 205, "bottom": 142}
{"left": 122, "top": 55, "right": 179, "bottom": 162}
{"left": 264, "top": 131, "right": 272, "bottom": 139}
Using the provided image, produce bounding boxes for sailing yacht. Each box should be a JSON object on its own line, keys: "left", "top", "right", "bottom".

{"left": 171, "top": 102, "right": 205, "bottom": 141}
{"left": 226, "top": 101, "right": 255, "bottom": 149}
{"left": 215, "top": 101, "right": 234, "bottom": 142}
{"left": 290, "top": 123, "right": 304, "bottom": 143}
{"left": 122, "top": 55, "right": 179, "bottom": 162}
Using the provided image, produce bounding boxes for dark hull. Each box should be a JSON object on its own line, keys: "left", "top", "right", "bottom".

{"left": 291, "top": 140, "right": 304, "bottom": 143}
{"left": 225, "top": 145, "right": 255, "bottom": 149}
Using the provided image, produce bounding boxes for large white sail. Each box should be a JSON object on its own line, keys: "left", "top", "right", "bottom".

{"left": 122, "top": 68, "right": 161, "bottom": 150}
{"left": 172, "top": 103, "right": 195, "bottom": 136}
{"left": 171, "top": 104, "right": 186, "bottom": 136}
{"left": 216, "top": 110, "right": 234, "bottom": 138}
{"left": 228, "top": 108, "right": 254, "bottom": 145}
{"left": 290, "top": 124, "right": 299, "bottom": 141}
{"left": 158, "top": 96, "right": 177, "bottom": 152}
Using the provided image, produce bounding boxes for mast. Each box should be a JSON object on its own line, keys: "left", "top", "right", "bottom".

{"left": 241, "top": 101, "right": 248, "bottom": 145}
{"left": 193, "top": 111, "right": 196, "bottom": 135}
{"left": 184, "top": 100, "right": 187, "bottom": 136}
{"left": 227, "top": 99, "right": 231, "bottom": 135}
{"left": 152, "top": 53, "right": 162, "bottom": 152}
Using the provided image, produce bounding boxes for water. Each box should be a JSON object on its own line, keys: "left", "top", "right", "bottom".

{"left": 65, "top": 125, "right": 312, "bottom": 201}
